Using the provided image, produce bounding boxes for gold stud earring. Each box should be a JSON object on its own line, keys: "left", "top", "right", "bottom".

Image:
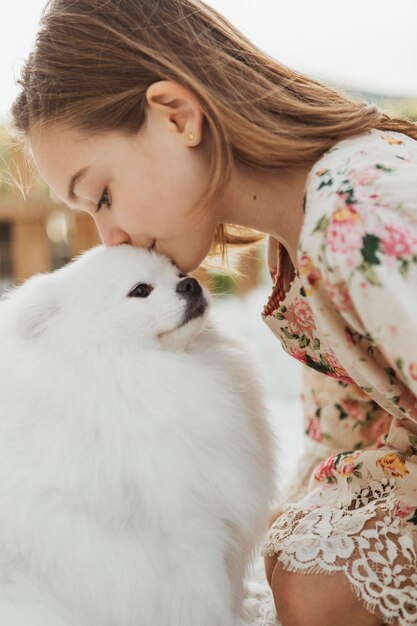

{"left": 187, "top": 131, "right": 195, "bottom": 141}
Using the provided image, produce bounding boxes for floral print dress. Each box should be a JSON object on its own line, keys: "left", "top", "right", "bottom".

{"left": 261, "top": 128, "right": 417, "bottom": 626}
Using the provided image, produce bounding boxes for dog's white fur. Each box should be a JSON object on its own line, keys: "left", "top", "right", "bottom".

{"left": 0, "top": 244, "right": 277, "bottom": 625}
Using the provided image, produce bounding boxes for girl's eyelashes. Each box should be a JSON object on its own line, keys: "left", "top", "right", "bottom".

{"left": 96, "top": 187, "right": 111, "bottom": 213}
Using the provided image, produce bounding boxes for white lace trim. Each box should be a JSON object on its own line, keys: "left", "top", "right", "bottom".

{"left": 231, "top": 554, "right": 279, "bottom": 626}
{"left": 262, "top": 477, "right": 417, "bottom": 626}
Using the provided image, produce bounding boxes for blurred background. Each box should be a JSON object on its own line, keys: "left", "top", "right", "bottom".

{"left": 1, "top": 0, "right": 416, "bottom": 490}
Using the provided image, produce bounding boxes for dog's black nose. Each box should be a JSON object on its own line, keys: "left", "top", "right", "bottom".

{"left": 176, "top": 277, "right": 202, "bottom": 297}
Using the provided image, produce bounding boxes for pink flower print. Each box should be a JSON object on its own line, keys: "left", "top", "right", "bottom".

{"left": 284, "top": 298, "right": 316, "bottom": 336}
{"left": 337, "top": 452, "right": 361, "bottom": 478}
{"left": 288, "top": 347, "right": 308, "bottom": 365}
{"left": 394, "top": 500, "right": 415, "bottom": 520}
{"left": 360, "top": 413, "right": 392, "bottom": 444}
{"left": 375, "top": 433, "right": 388, "bottom": 449}
{"left": 387, "top": 325, "right": 398, "bottom": 338}
{"left": 323, "top": 352, "right": 345, "bottom": 373}
{"left": 380, "top": 224, "right": 417, "bottom": 259}
{"left": 326, "top": 203, "right": 364, "bottom": 256}
{"left": 348, "top": 166, "right": 379, "bottom": 186}
{"left": 396, "top": 387, "right": 417, "bottom": 421}
{"left": 313, "top": 455, "right": 337, "bottom": 483}
{"left": 345, "top": 327, "right": 356, "bottom": 347}
{"left": 339, "top": 399, "right": 367, "bottom": 422}
{"left": 306, "top": 415, "right": 323, "bottom": 443}
{"left": 325, "top": 368, "right": 356, "bottom": 385}
{"left": 299, "top": 255, "right": 322, "bottom": 296}
{"left": 325, "top": 280, "right": 354, "bottom": 311}
{"left": 410, "top": 363, "right": 417, "bottom": 382}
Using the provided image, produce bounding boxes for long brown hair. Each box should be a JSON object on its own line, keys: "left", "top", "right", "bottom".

{"left": 11, "top": 0, "right": 417, "bottom": 270}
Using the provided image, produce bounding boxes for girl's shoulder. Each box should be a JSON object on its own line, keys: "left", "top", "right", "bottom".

{"left": 310, "top": 127, "right": 417, "bottom": 174}
{"left": 301, "top": 127, "right": 417, "bottom": 251}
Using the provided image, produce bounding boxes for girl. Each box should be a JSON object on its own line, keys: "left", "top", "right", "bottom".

{"left": 11, "top": 1, "right": 417, "bottom": 625}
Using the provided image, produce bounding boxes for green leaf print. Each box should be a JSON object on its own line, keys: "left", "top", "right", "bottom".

{"left": 333, "top": 450, "right": 355, "bottom": 468}
{"left": 335, "top": 403, "right": 349, "bottom": 420}
{"left": 358, "top": 262, "right": 382, "bottom": 287}
{"left": 399, "top": 259, "right": 410, "bottom": 278}
{"left": 396, "top": 357, "right": 406, "bottom": 379}
{"left": 408, "top": 435, "right": 417, "bottom": 456}
{"left": 274, "top": 305, "right": 287, "bottom": 320}
{"left": 305, "top": 354, "right": 332, "bottom": 375}
{"left": 361, "top": 234, "right": 381, "bottom": 265}
{"left": 281, "top": 327, "right": 299, "bottom": 340}
{"left": 337, "top": 180, "right": 357, "bottom": 205}
{"left": 312, "top": 338, "right": 321, "bottom": 351}
{"left": 313, "top": 215, "right": 331, "bottom": 233}
{"left": 385, "top": 367, "right": 398, "bottom": 385}
{"left": 325, "top": 475, "right": 338, "bottom": 485}
{"left": 375, "top": 163, "right": 395, "bottom": 173}
{"left": 317, "top": 179, "right": 334, "bottom": 191}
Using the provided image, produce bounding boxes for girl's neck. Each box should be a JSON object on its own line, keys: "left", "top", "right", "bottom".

{"left": 216, "top": 159, "right": 317, "bottom": 270}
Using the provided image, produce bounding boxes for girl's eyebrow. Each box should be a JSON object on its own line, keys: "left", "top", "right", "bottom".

{"left": 67, "top": 166, "right": 89, "bottom": 201}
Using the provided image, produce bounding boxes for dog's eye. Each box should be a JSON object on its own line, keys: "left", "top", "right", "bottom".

{"left": 178, "top": 273, "right": 187, "bottom": 278}
{"left": 128, "top": 283, "right": 154, "bottom": 298}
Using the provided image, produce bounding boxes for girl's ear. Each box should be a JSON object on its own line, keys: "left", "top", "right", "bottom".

{"left": 10, "top": 274, "right": 61, "bottom": 340}
{"left": 145, "top": 80, "right": 205, "bottom": 145}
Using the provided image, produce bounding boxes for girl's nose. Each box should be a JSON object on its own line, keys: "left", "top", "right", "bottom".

{"left": 98, "top": 225, "right": 131, "bottom": 247}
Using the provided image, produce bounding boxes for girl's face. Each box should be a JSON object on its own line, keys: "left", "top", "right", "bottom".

{"left": 28, "top": 82, "right": 218, "bottom": 274}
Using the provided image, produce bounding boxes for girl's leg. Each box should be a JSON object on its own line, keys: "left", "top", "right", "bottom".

{"left": 264, "top": 552, "right": 278, "bottom": 587}
{"left": 264, "top": 510, "right": 386, "bottom": 626}
{"left": 270, "top": 562, "right": 385, "bottom": 626}
{"left": 264, "top": 507, "right": 283, "bottom": 586}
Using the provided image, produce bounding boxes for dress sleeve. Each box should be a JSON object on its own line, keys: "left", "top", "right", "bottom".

{"left": 302, "top": 365, "right": 393, "bottom": 453}
{"left": 304, "top": 160, "right": 417, "bottom": 428}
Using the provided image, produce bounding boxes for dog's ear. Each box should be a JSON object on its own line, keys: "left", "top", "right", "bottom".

{"left": 12, "top": 274, "right": 61, "bottom": 340}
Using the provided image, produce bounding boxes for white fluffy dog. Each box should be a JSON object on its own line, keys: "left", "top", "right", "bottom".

{"left": 0, "top": 244, "right": 277, "bottom": 626}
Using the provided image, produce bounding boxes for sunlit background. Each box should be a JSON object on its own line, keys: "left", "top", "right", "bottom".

{"left": 1, "top": 0, "right": 416, "bottom": 487}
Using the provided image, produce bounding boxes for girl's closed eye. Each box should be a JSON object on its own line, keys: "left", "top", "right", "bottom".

{"left": 96, "top": 188, "right": 111, "bottom": 213}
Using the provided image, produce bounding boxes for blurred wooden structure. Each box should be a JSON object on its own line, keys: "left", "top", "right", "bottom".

{"left": 0, "top": 141, "right": 100, "bottom": 288}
